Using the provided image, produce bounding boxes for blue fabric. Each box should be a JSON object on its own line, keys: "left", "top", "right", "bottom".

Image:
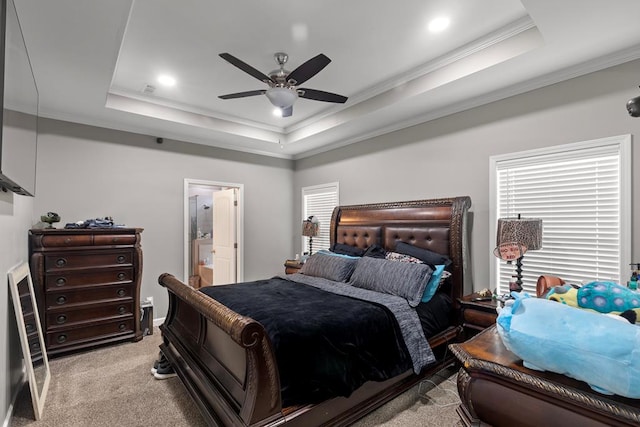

{"left": 496, "top": 292, "right": 640, "bottom": 398}
{"left": 317, "top": 249, "right": 360, "bottom": 260}
{"left": 421, "top": 264, "right": 445, "bottom": 303}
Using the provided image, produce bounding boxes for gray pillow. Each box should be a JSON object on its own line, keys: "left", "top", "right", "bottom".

{"left": 349, "top": 256, "right": 433, "bottom": 307}
{"left": 299, "top": 252, "right": 358, "bottom": 282}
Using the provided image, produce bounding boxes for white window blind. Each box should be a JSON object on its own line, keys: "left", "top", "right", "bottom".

{"left": 490, "top": 136, "right": 631, "bottom": 295}
{"left": 302, "top": 182, "right": 339, "bottom": 254}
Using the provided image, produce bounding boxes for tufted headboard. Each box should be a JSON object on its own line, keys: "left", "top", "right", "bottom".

{"left": 329, "top": 196, "right": 472, "bottom": 302}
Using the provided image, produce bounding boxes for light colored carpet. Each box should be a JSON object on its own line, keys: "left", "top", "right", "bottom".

{"left": 11, "top": 328, "right": 462, "bottom": 426}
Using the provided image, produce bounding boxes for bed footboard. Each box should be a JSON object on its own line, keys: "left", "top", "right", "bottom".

{"left": 158, "top": 273, "right": 284, "bottom": 427}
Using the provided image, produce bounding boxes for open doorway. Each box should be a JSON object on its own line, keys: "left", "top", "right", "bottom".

{"left": 183, "top": 179, "right": 244, "bottom": 287}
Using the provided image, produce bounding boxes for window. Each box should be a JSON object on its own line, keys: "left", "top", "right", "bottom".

{"left": 490, "top": 135, "right": 631, "bottom": 295}
{"left": 302, "top": 182, "right": 339, "bottom": 254}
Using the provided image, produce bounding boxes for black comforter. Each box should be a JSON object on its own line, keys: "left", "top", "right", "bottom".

{"left": 200, "top": 277, "right": 412, "bottom": 406}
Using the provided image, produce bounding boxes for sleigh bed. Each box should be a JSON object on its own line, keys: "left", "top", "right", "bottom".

{"left": 158, "top": 196, "right": 472, "bottom": 426}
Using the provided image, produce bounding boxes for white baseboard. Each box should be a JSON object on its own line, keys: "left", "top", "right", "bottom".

{"left": 153, "top": 317, "right": 165, "bottom": 327}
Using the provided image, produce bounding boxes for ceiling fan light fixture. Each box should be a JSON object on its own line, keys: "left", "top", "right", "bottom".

{"left": 265, "top": 87, "right": 298, "bottom": 108}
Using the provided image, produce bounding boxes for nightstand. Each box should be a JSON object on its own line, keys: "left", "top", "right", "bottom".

{"left": 458, "top": 293, "right": 500, "bottom": 336}
{"left": 284, "top": 261, "right": 303, "bottom": 274}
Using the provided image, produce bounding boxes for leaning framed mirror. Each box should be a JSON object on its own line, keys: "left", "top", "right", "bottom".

{"left": 8, "top": 261, "right": 50, "bottom": 420}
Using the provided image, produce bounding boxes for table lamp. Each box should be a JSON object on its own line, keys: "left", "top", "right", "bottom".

{"left": 302, "top": 216, "right": 320, "bottom": 255}
{"left": 493, "top": 215, "right": 543, "bottom": 291}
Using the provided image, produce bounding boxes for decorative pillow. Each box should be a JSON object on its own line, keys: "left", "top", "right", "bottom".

{"left": 331, "top": 243, "right": 365, "bottom": 257}
{"left": 395, "top": 242, "right": 452, "bottom": 267}
{"left": 363, "top": 244, "right": 386, "bottom": 259}
{"left": 299, "top": 252, "right": 358, "bottom": 282}
{"left": 421, "top": 264, "right": 446, "bottom": 303}
{"left": 349, "top": 256, "right": 433, "bottom": 307}
{"left": 385, "top": 251, "right": 424, "bottom": 264}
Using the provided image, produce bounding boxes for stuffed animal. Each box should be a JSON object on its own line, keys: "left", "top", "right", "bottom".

{"left": 496, "top": 292, "right": 640, "bottom": 398}
{"left": 545, "top": 281, "right": 640, "bottom": 322}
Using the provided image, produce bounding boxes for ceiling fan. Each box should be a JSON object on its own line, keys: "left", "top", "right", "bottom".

{"left": 218, "top": 52, "right": 348, "bottom": 117}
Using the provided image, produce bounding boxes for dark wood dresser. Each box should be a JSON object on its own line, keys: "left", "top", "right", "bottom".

{"left": 450, "top": 326, "right": 640, "bottom": 427}
{"left": 29, "top": 228, "right": 143, "bottom": 357}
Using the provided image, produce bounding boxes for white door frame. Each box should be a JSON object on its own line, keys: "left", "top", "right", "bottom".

{"left": 183, "top": 178, "right": 244, "bottom": 284}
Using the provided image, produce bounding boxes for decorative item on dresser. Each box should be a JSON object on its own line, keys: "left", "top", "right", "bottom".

{"left": 28, "top": 228, "right": 143, "bottom": 357}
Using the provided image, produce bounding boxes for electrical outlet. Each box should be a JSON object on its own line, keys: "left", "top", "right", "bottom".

{"left": 145, "top": 296, "right": 153, "bottom": 306}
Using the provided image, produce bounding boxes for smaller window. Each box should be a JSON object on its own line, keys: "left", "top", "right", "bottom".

{"left": 302, "top": 182, "right": 339, "bottom": 254}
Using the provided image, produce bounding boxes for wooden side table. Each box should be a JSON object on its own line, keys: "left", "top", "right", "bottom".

{"left": 458, "top": 293, "right": 499, "bottom": 336}
{"left": 449, "top": 326, "right": 640, "bottom": 427}
{"left": 284, "top": 261, "right": 303, "bottom": 274}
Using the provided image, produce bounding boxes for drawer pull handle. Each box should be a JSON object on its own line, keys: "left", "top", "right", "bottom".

{"left": 56, "top": 315, "right": 67, "bottom": 324}
{"left": 56, "top": 334, "right": 67, "bottom": 344}
{"left": 116, "top": 255, "right": 126, "bottom": 263}
{"left": 56, "top": 258, "right": 67, "bottom": 267}
{"left": 25, "top": 323, "right": 35, "bottom": 333}
{"left": 56, "top": 296, "right": 67, "bottom": 305}
{"left": 118, "top": 323, "right": 126, "bottom": 331}
{"left": 117, "top": 306, "right": 126, "bottom": 314}
{"left": 64, "top": 238, "right": 72, "bottom": 244}
{"left": 117, "top": 289, "right": 126, "bottom": 297}
{"left": 56, "top": 277, "right": 66, "bottom": 286}
{"left": 117, "top": 272, "right": 126, "bottom": 280}
{"left": 112, "top": 237, "right": 119, "bottom": 243}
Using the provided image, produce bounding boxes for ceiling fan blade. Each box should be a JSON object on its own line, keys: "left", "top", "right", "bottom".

{"left": 281, "top": 106, "right": 293, "bottom": 117}
{"left": 219, "top": 53, "right": 274, "bottom": 84}
{"left": 298, "top": 88, "right": 348, "bottom": 103}
{"left": 286, "top": 54, "right": 331, "bottom": 86}
{"left": 218, "top": 89, "right": 266, "bottom": 100}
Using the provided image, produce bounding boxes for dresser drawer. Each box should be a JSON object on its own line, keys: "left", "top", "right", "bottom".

{"left": 46, "top": 301, "right": 134, "bottom": 328}
{"left": 45, "top": 268, "right": 133, "bottom": 290}
{"left": 46, "top": 285, "right": 133, "bottom": 310}
{"left": 28, "top": 333, "right": 44, "bottom": 356}
{"left": 93, "top": 234, "right": 137, "bottom": 246}
{"left": 45, "top": 251, "right": 132, "bottom": 271}
{"left": 40, "top": 234, "right": 93, "bottom": 247}
{"left": 463, "top": 308, "right": 497, "bottom": 328}
{"left": 23, "top": 312, "right": 38, "bottom": 335}
{"left": 46, "top": 317, "right": 134, "bottom": 349}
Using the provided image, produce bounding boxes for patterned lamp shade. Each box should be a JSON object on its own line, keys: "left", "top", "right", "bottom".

{"left": 494, "top": 216, "right": 543, "bottom": 291}
{"left": 496, "top": 217, "right": 542, "bottom": 250}
{"left": 302, "top": 216, "right": 319, "bottom": 237}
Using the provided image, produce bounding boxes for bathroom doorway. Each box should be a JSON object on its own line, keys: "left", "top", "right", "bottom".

{"left": 183, "top": 179, "right": 244, "bottom": 287}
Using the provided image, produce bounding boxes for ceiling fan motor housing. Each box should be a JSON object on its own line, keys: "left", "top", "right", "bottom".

{"left": 218, "top": 51, "right": 348, "bottom": 116}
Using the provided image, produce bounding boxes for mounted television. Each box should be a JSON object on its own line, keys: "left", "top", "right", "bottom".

{"left": 0, "top": 0, "right": 38, "bottom": 196}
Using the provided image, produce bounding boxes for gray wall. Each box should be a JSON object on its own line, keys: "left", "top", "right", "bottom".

{"left": 294, "top": 59, "right": 640, "bottom": 291}
{"left": 33, "top": 118, "right": 295, "bottom": 320}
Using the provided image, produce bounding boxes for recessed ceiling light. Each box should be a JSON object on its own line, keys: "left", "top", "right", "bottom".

{"left": 273, "top": 108, "right": 283, "bottom": 117}
{"left": 428, "top": 16, "right": 450, "bottom": 33}
{"left": 157, "top": 74, "right": 176, "bottom": 86}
